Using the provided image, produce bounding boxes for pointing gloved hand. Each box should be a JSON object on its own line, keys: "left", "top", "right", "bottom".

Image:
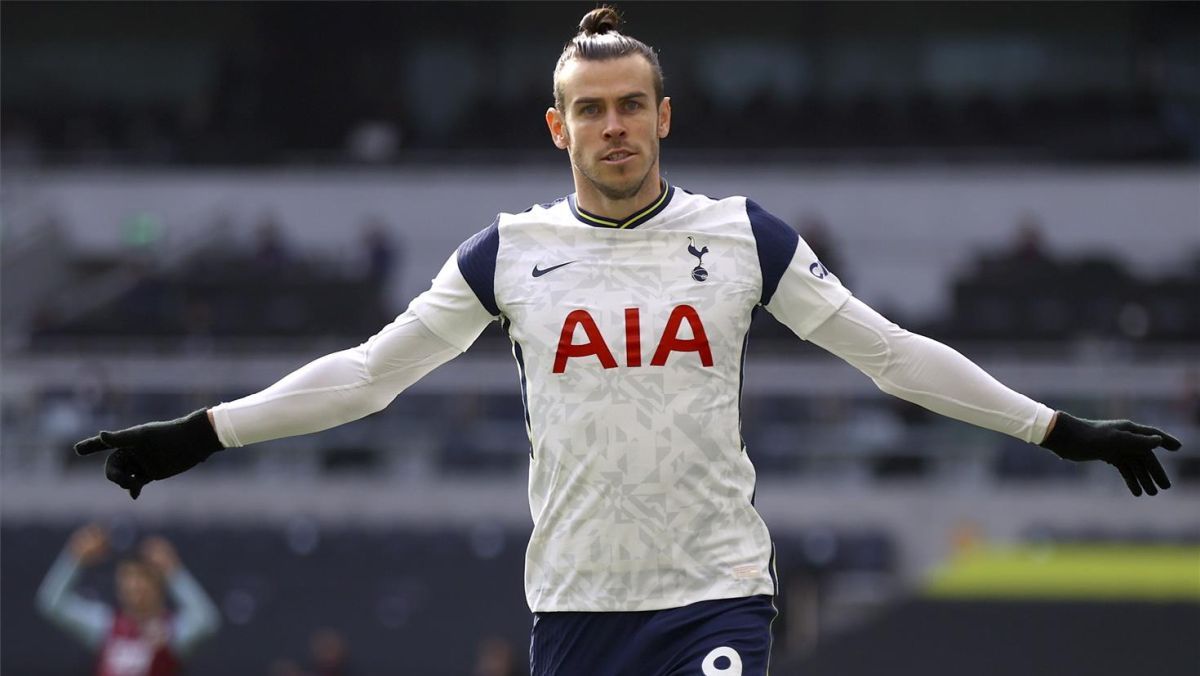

{"left": 1040, "top": 412, "right": 1183, "bottom": 496}
{"left": 74, "top": 409, "right": 225, "bottom": 500}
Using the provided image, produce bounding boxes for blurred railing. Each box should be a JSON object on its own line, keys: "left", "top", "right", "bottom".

{"left": 4, "top": 348, "right": 1196, "bottom": 491}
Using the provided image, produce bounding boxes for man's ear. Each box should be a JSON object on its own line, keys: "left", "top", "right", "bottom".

{"left": 546, "top": 107, "right": 570, "bottom": 150}
{"left": 657, "top": 97, "right": 671, "bottom": 139}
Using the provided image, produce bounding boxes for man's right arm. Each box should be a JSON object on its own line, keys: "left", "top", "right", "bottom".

{"left": 76, "top": 247, "right": 497, "bottom": 498}
{"left": 210, "top": 250, "right": 494, "bottom": 446}
{"left": 209, "top": 308, "right": 463, "bottom": 446}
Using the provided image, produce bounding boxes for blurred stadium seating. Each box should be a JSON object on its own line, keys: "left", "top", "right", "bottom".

{"left": 3, "top": 3, "right": 1198, "bottom": 165}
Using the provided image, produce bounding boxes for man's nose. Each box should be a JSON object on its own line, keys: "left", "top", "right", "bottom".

{"left": 602, "top": 111, "right": 627, "bottom": 140}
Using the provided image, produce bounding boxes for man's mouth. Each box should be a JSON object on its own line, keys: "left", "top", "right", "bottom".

{"left": 601, "top": 149, "right": 636, "bottom": 163}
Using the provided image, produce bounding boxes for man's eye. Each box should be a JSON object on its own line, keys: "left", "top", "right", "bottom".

{"left": 623, "top": 100, "right": 642, "bottom": 111}
{"left": 581, "top": 104, "right": 599, "bottom": 116}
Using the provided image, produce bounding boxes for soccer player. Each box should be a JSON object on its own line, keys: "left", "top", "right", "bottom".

{"left": 36, "top": 524, "right": 220, "bottom": 676}
{"left": 74, "top": 8, "right": 1182, "bottom": 675}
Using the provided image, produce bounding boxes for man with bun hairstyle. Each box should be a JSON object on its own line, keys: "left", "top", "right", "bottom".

{"left": 75, "top": 6, "right": 1182, "bottom": 675}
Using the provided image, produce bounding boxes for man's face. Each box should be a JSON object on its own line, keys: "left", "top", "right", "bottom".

{"left": 548, "top": 55, "right": 671, "bottom": 201}
{"left": 116, "top": 562, "right": 163, "bottom": 616}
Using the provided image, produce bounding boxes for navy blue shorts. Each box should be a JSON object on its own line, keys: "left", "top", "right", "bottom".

{"left": 530, "top": 595, "right": 777, "bottom": 676}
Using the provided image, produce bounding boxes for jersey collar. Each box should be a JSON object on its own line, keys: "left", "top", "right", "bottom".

{"left": 568, "top": 179, "right": 674, "bottom": 230}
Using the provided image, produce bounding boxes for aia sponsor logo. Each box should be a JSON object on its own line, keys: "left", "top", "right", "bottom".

{"left": 553, "top": 305, "right": 713, "bottom": 373}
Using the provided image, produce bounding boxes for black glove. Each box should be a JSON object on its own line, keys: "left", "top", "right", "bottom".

{"left": 1040, "top": 412, "right": 1182, "bottom": 496}
{"left": 74, "top": 409, "right": 224, "bottom": 500}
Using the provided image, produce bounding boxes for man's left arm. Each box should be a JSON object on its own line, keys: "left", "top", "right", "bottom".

{"left": 747, "top": 199, "right": 1181, "bottom": 496}
{"left": 802, "top": 296, "right": 1182, "bottom": 495}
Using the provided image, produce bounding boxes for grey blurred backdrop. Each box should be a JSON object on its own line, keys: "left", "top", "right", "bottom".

{"left": 2, "top": 2, "right": 1198, "bottom": 675}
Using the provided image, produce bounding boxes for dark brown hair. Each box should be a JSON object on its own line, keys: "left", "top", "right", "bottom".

{"left": 553, "top": 6, "right": 664, "bottom": 110}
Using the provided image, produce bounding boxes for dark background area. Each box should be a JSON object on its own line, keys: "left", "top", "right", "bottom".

{"left": 4, "top": 1, "right": 1198, "bottom": 164}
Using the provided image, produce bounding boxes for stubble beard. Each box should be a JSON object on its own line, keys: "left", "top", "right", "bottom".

{"left": 571, "top": 139, "right": 659, "bottom": 202}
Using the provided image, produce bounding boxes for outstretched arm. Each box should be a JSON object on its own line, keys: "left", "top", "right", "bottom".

{"left": 806, "top": 297, "right": 1055, "bottom": 443}
{"left": 75, "top": 250, "right": 496, "bottom": 499}
{"left": 747, "top": 200, "right": 1180, "bottom": 496}
{"left": 214, "top": 244, "right": 494, "bottom": 445}
{"left": 805, "top": 297, "right": 1181, "bottom": 495}
{"left": 210, "top": 309, "right": 461, "bottom": 446}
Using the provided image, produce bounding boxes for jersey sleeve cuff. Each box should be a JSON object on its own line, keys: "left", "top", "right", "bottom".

{"left": 1030, "top": 403, "right": 1056, "bottom": 445}
{"left": 208, "top": 405, "right": 243, "bottom": 448}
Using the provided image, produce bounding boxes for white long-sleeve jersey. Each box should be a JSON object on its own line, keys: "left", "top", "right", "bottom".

{"left": 212, "top": 183, "right": 1054, "bottom": 613}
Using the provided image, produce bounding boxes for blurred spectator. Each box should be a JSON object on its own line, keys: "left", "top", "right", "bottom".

{"left": 1008, "top": 212, "right": 1053, "bottom": 265}
{"left": 199, "top": 210, "right": 239, "bottom": 258}
{"left": 796, "top": 212, "right": 851, "bottom": 290}
{"left": 980, "top": 211, "right": 1060, "bottom": 280}
{"left": 181, "top": 299, "right": 216, "bottom": 351}
{"left": 472, "top": 636, "right": 519, "bottom": 676}
{"left": 39, "top": 394, "right": 90, "bottom": 463}
{"left": 345, "top": 120, "right": 401, "bottom": 163}
{"left": 309, "top": 627, "right": 355, "bottom": 676}
{"left": 264, "top": 627, "right": 356, "bottom": 676}
{"left": 36, "top": 524, "right": 220, "bottom": 676}
{"left": 253, "top": 212, "right": 291, "bottom": 270}
{"left": 974, "top": 211, "right": 1060, "bottom": 280}
{"left": 1180, "top": 368, "right": 1200, "bottom": 426}
{"left": 359, "top": 216, "right": 399, "bottom": 285}
{"left": 41, "top": 365, "right": 120, "bottom": 468}
{"left": 268, "top": 660, "right": 309, "bottom": 676}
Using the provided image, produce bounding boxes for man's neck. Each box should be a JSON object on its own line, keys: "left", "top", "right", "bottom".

{"left": 574, "top": 170, "right": 664, "bottom": 221}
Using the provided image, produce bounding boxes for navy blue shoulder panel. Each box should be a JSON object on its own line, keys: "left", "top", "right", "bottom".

{"left": 746, "top": 199, "right": 799, "bottom": 306}
{"left": 456, "top": 216, "right": 501, "bottom": 316}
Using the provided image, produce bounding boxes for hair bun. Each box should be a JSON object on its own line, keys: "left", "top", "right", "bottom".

{"left": 579, "top": 6, "right": 622, "bottom": 36}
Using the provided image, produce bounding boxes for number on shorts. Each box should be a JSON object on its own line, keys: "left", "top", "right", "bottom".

{"left": 702, "top": 646, "right": 742, "bottom": 676}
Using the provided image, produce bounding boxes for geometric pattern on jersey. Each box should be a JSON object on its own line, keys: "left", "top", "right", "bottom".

{"left": 433, "top": 182, "right": 850, "bottom": 612}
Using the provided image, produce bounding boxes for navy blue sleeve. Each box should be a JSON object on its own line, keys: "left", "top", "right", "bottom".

{"left": 746, "top": 199, "right": 799, "bottom": 306}
{"left": 456, "top": 217, "right": 501, "bottom": 317}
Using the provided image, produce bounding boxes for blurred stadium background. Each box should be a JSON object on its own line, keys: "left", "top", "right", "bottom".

{"left": 2, "top": 2, "right": 1198, "bottom": 674}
